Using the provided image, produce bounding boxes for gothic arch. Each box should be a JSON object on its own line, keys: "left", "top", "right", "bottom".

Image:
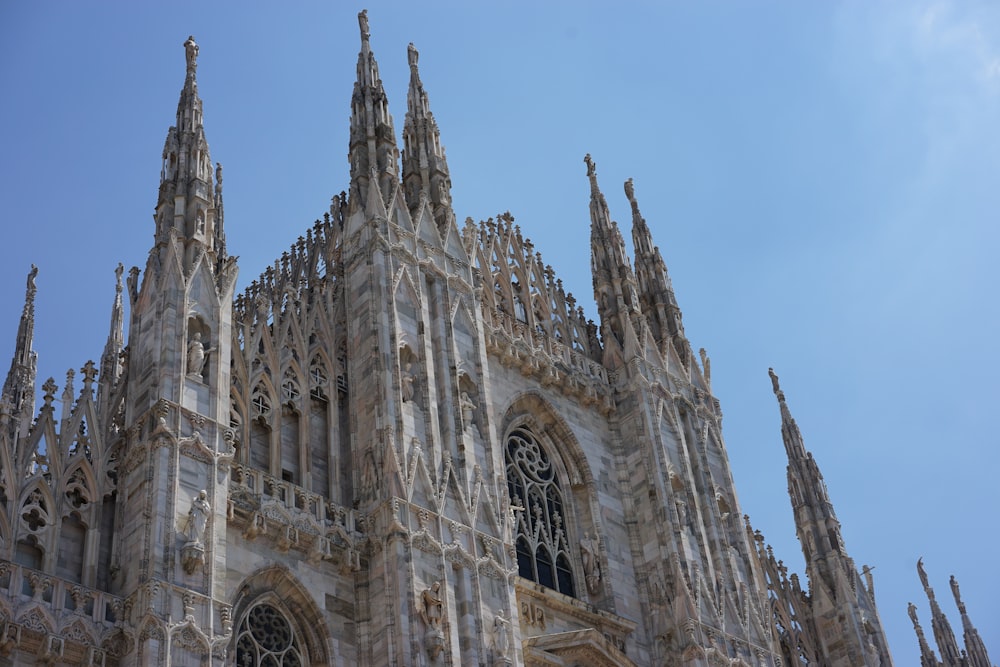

{"left": 498, "top": 392, "right": 605, "bottom": 599}
{"left": 230, "top": 564, "right": 329, "bottom": 665}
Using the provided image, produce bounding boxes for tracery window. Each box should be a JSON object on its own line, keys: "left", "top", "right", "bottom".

{"left": 235, "top": 602, "right": 303, "bottom": 667}
{"left": 505, "top": 427, "right": 575, "bottom": 597}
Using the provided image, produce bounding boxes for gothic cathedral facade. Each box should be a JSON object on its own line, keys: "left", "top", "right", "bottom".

{"left": 0, "top": 12, "right": 992, "bottom": 667}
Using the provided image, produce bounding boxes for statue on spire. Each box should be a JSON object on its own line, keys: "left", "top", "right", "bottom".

{"left": 184, "top": 36, "right": 199, "bottom": 73}
{"left": 408, "top": 42, "right": 419, "bottom": 69}
{"left": 358, "top": 10, "right": 370, "bottom": 40}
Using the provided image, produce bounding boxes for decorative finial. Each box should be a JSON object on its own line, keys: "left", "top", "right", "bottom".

{"left": 358, "top": 10, "right": 370, "bottom": 41}
{"left": 408, "top": 42, "right": 419, "bottom": 69}
{"left": 184, "top": 36, "right": 199, "bottom": 73}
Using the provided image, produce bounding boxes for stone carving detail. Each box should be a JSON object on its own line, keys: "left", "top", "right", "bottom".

{"left": 186, "top": 332, "right": 214, "bottom": 379}
{"left": 181, "top": 490, "right": 211, "bottom": 574}
{"left": 492, "top": 609, "right": 511, "bottom": 664}
{"left": 580, "top": 531, "right": 602, "bottom": 594}
{"left": 419, "top": 581, "right": 445, "bottom": 660}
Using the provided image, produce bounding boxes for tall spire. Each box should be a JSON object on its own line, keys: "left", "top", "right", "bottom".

{"left": 586, "top": 155, "right": 641, "bottom": 365}
{"left": 947, "top": 575, "right": 993, "bottom": 667}
{"left": 2, "top": 265, "right": 39, "bottom": 437}
{"left": 626, "top": 177, "right": 691, "bottom": 364}
{"left": 402, "top": 42, "right": 453, "bottom": 233}
{"left": 98, "top": 263, "right": 125, "bottom": 411}
{"left": 769, "top": 369, "right": 841, "bottom": 587}
{"left": 917, "top": 559, "right": 963, "bottom": 667}
{"left": 908, "top": 602, "right": 941, "bottom": 667}
{"left": 768, "top": 369, "right": 893, "bottom": 666}
{"left": 153, "top": 35, "right": 223, "bottom": 272}
{"left": 348, "top": 10, "right": 399, "bottom": 212}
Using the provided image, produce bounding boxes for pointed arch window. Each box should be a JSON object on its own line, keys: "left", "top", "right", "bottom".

{"left": 236, "top": 602, "right": 303, "bottom": 667}
{"left": 505, "top": 427, "right": 575, "bottom": 597}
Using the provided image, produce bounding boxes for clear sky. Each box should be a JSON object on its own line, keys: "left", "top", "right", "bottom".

{"left": 1, "top": 2, "right": 997, "bottom": 663}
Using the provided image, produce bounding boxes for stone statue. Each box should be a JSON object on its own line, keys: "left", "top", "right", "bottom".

{"left": 493, "top": 609, "right": 510, "bottom": 658}
{"left": 358, "top": 10, "right": 370, "bottom": 39}
{"left": 580, "top": 532, "right": 601, "bottom": 594}
{"left": 184, "top": 36, "right": 198, "bottom": 72}
{"left": 187, "top": 332, "right": 215, "bottom": 377}
{"left": 408, "top": 42, "right": 419, "bottom": 68}
{"left": 907, "top": 601, "right": 919, "bottom": 625}
{"left": 460, "top": 392, "right": 476, "bottom": 430}
{"left": 917, "top": 557, "right": 930, "bottom": 590}
{"left": 26, "top": 264, "right": 38, "bottom": 294}
{"left": 768, "top": 367, "right": 780, "bottom": 394}
{"left": 401, "top": 362, "right": 415, "bottom": 402}
{"left": 420, "top": 581, "right": 443, "bottom": 628}
{"left": 185, "top": 490, "right": 211, "bottom": 544}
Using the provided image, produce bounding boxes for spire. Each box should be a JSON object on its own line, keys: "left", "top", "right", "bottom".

{"left": 348, "top": 10, "right": 399, "bottom": 213}
{"left": 917, "top": 559, "right": 964, "bottom": 667}
{"left": 2, "top": 265, "right": 39, "bottom": 437}
{"left": 402, "top": 42, "right": 453, "bottom": 234}
{"left": 214, "top": 161, "right": 227, "bottom": 267}
{"left": 770, "top": 370, "right": 894, "bottom": 665}
{"left": 98, "top": 263, "right": 125, "bottom": 410}
{"left": 625, "top": 177, "right": 691, "bottom": 361}
{"left": 586, "top": 155, "right": 641, "bottom": 363}
{"left": 768, "top": 368, "right": 808, "bottom": 461}
{"left": 949, "top": 575, "right": 993, "bottom": 667}
{"left": 908, "top": 602, "right": 941, "bottom": 667}
{"left": 153, "top": 36, "right": 223, "bottom": 271}
{"left": 769, "top": 370, "right": 844, "bottom": 588}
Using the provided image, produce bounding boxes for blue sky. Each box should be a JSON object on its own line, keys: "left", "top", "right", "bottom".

{"left": 1, "top": 2, "right": 998, "bottom": 663}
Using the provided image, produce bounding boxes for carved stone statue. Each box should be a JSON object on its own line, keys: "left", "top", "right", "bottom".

{"left": 181, "top": 490, "right": 210, "bottom": 574}
{"left": 420, "top": 581, "right": 443, "bottom": 628}
{"left": 185, "top": 490, "right": 211, "bottom": 544}
{"left": 420, "top": 581, "right": 445, "bottom": 660}
{"left": 493, "top": 609, "right": 510, "bottom": 659}
{"left": 183, "top": 36, "right": 198, "bottom": 72}
{"left": 187, "top": 332, "right": 215, "bottom": 378}
{"left": 401, "top": 362, "right": 415, "bottom": 402}
{"left": 460, "top": 392, "right": 476, "bottom": 431}
{"left": 580, "top": 532, "right": 601, "bottom": 594}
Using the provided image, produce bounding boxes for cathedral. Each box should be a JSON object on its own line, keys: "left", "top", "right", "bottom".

{"left": 0, "top": 10, "right": 993, "bottom": 667}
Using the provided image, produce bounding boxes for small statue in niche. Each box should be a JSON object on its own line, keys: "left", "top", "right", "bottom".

{"left": 186, "top": 332, "right": 214, "bottom": 378}
{"left": 580, "top": 532, "right": 601, "bottom": 594}
{"left": 459, "top": 392, "right": 476, "bottom": 431}
{"left": 401, "top": 362, "right": 415, "bottom": 402}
